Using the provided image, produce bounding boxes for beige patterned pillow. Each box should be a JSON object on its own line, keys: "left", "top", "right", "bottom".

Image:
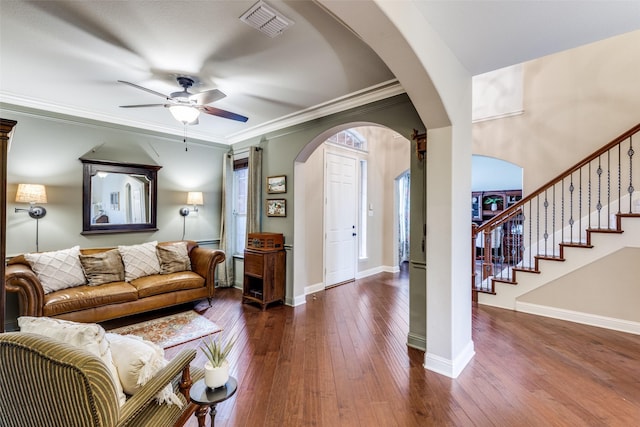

{"left": 106, "top": 333, "right": 183, "bottom": 407}
{"left": 79, "top": 249, "right": 125, "bottom": 286}
{"left": 157, "top": 242, "right": 191, "bottom": 274}
{"left": 118, "top": 241, "right": 161, "bottom": 281}
{"left": 24, "top": 246, "right": 87, "bottom": 294}
{"left": 18, "top": 316, "right": 126, "bottom": 406}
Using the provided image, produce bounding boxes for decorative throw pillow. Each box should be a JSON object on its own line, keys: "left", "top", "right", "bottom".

{"left": 157, "top": 242, "right": 191, "bottom": 274}
{"left": 105, "top": 333, "right": 183, "bottom": 407}
{"left": 118, "top": 241, "right": 161, "bottom": 282}
{"left": 18, "top": 316, "right": 126, "bottom": 406}
{"left": 24, "top": 246, "right": 87, "bottom": 294}
{"left": 79, "top": 249, "right": 125, "bottom": 286}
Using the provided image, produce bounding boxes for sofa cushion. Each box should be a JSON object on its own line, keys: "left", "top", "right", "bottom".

{"left": 118, "top": 241, "right": 161, "bottom": 281}
{"left": 157, "top": 242, "right": 191, "bottom": 274}
{"left": 131, "top": 271, "right": 204, "bottom": 298}
{"left": 105, "top": 333, "right": 183, "bottom": 407}
{"left": 43, "top": 282, "right": 138, "bottom": 317}
{"left": 18, "top": 316, "right": 127, "bottom": 406}
{"left": 24, "top": 246, "right": 87, "bottom": 294}
{"left": 79, "top": 249, "right": 125, "bottom": 286}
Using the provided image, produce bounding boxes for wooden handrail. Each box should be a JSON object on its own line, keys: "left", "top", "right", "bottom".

{"left": 476, "top": 122, "right": 640, "bottom": 235}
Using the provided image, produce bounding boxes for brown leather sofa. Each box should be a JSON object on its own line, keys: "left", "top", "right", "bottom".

{"left": 5, "top": 240, "right": 225, "bottom": 323}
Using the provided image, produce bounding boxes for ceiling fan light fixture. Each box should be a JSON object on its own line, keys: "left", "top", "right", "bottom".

{"left": 169, "top": 105, "right": 200, "bottom": 124}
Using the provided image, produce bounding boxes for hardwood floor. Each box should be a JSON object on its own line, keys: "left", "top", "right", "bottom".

{"left": 165, "top": 266, "right": 640, "bottom": 426}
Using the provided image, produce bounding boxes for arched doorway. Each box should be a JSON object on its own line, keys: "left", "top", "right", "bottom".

{"left": 293, "top": 124, "right": 410, "bottom": 295}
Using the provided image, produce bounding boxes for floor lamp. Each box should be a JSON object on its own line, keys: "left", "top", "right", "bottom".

{"left": 15, "top": 183, "right": 47, "bottom": 252}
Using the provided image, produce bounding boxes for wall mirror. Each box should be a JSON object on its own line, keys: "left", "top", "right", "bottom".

{"left": 81, "top": 159, "right": 161, "bottom": 234}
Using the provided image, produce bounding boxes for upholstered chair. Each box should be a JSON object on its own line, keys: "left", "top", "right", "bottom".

{"left": 0, "top": 332, "right": 203, "bottom": 427}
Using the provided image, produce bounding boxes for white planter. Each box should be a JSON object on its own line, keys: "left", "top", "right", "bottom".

{"left": 204, "top": 360, "right": 230, "bottom": 389}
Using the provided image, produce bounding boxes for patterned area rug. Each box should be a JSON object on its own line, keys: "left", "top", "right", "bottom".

{"left": 109, "top": 310, "right": 222, "bottom": 349}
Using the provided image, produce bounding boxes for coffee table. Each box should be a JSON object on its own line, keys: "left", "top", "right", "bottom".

{"left": 189, "top": 377, "right": 238, "bottom": 427}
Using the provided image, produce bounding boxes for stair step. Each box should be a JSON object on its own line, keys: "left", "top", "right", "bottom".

{"left": 493, "top": 277, "right": 516, "bottom": 285}
{"left": 587, "top": 228, "right": 623, "bottom": 234}
{"left": 560, "top": 242, "right": 593, "bottom": 248}
{"left": 535, "top": 255, "right": 564, "bottom": 261}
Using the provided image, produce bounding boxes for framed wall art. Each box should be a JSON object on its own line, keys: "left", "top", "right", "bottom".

{"left": 266, "top": 198, "right": 286, "bottom": 217}
{"left": 267, "top": 175, "right": 286, "bottom": 194}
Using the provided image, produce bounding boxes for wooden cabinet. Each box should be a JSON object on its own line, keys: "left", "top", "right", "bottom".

{"left": 243, "top": 248, "right": 286, "bottom": 310}
{"left": 472, "top": 189, "right": 522, "bottom": 223}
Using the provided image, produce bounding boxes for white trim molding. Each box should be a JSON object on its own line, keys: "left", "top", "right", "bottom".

{"left": 516, "top": 301, "right": 640, "bottom": 335}
{"left": 424, "top": 340, "right": 475, "bottom": 379}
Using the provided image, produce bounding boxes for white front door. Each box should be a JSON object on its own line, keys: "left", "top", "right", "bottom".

{"left": 325, "top": 152, "right": 357, "bottom": 287}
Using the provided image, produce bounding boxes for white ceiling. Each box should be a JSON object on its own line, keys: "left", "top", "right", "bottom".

{"left": 1, "top": 1, "right": 639, "bottom": 145}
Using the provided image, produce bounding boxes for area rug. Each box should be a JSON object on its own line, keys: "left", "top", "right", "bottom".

{"left": 109, "top": 310, "right": 222, "bottom": 349}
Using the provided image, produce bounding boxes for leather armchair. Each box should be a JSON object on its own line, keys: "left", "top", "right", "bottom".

{"left": 0, "top": 332, "right": 204, "bottom": 427}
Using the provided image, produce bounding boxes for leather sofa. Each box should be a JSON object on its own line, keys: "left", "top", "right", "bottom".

{"left": 5, "top": 240, "right": 225, "bottom": 323}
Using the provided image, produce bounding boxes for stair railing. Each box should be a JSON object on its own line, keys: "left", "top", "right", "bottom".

{"left": 472, "top": 123, "right": 640, "bottom": 296}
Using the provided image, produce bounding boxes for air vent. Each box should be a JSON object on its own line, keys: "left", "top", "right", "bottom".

{"left": 240, "top": 0, "right": 293, "bottom": 38}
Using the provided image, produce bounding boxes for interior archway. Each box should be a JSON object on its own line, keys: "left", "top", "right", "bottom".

{"left": 293, "top": 123, "right": 410, "bottom": 303}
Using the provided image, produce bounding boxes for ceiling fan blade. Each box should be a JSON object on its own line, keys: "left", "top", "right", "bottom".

{"left": 191, "top": 89, "right": 226, "bottom": 106}
{"left": 119, "top": 103, "right": 166, "bottom": 108}
{"left": 118, "top": 80, "right": 169, "bottom": 100}
{"left": 200, "top": 105, "right": 249, "bottom": 123}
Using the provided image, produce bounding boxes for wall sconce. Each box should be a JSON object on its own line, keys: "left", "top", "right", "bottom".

{"left": 179, "top": 191, "right": 203, "bottom": 240}
{"left": 179, "top": 191, "right": 204, "bottom": 217}
{"left": 15, "top": 183, "right": 48, "bottom": 252}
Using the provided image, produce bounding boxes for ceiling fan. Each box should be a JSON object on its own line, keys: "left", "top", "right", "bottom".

{"left": 118, "top": 76, "right": 248, "bottom": 124}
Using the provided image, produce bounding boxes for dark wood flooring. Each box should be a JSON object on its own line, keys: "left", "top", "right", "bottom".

{"left": 159, "top": 266, "right": 640, "bottom": 426}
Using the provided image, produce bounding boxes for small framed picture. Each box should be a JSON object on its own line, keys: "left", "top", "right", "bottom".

{"left": 267, "top": 175, "right": 287, "bottom": 194}
{"left": 266, "top": 199, "right": 286, "bottom": 217}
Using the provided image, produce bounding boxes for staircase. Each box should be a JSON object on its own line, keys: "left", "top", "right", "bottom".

{"left": 472, "top": 123, "right": 640, "bottom": 311}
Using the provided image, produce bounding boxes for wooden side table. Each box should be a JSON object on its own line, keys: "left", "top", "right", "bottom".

{"left": 189, "top": 377, "right": 238, "bottom": 427}
{"left": 243, "top": 248, "right": 285, "bottom": 310}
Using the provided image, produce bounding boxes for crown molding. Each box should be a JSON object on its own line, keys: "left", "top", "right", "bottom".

{"left": 226, "top": 79, "right": 404, "bottom": 144}
{"left": 0, "top": 79, "right": 404, "bottom": 146}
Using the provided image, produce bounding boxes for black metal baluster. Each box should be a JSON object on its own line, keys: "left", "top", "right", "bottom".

{"left": 569, "top": 174, "right": 575, "bottom": 243}
{"left": 589, "top": 158, "right": 602, "bottom": 228}
{"left": 579, "top": 169, "right": 583, "bottom": 244}
{"left": 629, "top": 136, "right": 635, "bottom": 213}
{"left": 607, "top": 150, "right": 612, "bottom": 227}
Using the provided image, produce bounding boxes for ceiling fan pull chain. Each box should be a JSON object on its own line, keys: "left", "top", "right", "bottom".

{"left": 183, "top": 125, "right": 188, "bottom": 151}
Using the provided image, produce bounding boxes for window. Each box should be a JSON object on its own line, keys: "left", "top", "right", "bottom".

{"left": 326, "top": 130, "right": 368, "bottom": 152}
{"left": 359, "top": 159, "right": 368, "bottom": 259}
{"left": 233, "top": 158, "right": 248, "bottom": 255}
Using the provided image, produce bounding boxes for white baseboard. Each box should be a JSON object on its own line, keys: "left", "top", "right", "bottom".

{"left": 290, "top": 294, "right": 307, "bottom": 307}
{"left": 516, "top": 301, "right": 640, "bottom": 335}
{"left": 304, "top": 282, "right": 325, "bottom": 295}
{"left": 424, "top": 340, "right": 475, "bottom": 379}
{"left": 356, "top": 265, "right": 399, "bottom": 279}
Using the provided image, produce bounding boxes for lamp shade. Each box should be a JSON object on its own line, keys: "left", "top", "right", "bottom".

{"left": 16, "top": 184, "right": 47, "bottom": 204}
{"left": 169, "top": 105, "right": 200, "bottom": 124}
{"left": 187, "top": 191, "right": 203, "bottom": 205}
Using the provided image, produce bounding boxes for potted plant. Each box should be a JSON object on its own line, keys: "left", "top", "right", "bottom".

{"left": 483, "top": 196, "right": 502, "bottom": 211}
{"left": 200, "top": 334, "right": 237, "bottom": 389}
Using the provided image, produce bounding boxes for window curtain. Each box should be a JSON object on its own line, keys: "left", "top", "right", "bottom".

{"left": 247, "top": 147, "right": 262, "bottom": 234}
{"left": 398, "top": 171, "right": 410, "bottom": 263}
{"left": 217, "top": 153, "right": 234, "bottom": 287}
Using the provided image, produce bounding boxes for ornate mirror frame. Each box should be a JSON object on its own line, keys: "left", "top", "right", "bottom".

{"left": 81, "top": 159, "right": 161, "bottom": 234}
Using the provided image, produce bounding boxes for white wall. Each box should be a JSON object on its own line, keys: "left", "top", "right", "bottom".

{"left": 474, "top": 30, "right": 640, "bottom": 195}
